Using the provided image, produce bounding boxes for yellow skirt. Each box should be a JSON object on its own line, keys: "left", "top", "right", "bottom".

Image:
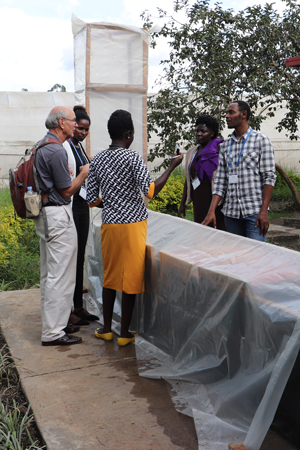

{"left": 101, "top": 220, "right": 147, "bottom": 294}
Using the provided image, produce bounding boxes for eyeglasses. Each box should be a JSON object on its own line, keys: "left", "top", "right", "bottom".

{"left": 61, "top": 117, "right": 77, "bottom": 123}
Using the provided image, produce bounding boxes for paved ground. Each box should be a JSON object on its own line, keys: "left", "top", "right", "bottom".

{"left": 0, "top": 289, "right": 198, "bottom": 450}
{"left": 1, "top": 288, "right": 300, "bottom": 450}
{"left": 269, "top": 221, "right": 300, "bottom": 237}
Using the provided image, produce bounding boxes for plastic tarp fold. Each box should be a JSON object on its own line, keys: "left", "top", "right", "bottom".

{"left": 84, "top": 209, "right": 300, "bottom": 450}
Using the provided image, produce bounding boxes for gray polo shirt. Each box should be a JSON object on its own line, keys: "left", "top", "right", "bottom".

{"left": 35, "top": 131, "right": 72, "bottom": 205}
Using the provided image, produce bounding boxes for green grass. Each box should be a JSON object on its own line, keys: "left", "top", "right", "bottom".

{"left": 185, "top": 211, "right": 194, "bottom": 221}
{"left": 272, "top": 185, "right": 295, "bottom": 202}
{"left": 0, "top": 188, "right": 40, "bottom": 291}
{"left": 273, "top": 169, "right": 300, "bottom": 201}
{"left": 0, "top": 187, "right": 12, "bottom": 207}
{"left": 268, "top": 211, "right": 297, "bottom": 221}
{"left": 0, "top": 344, "right": 45, "bottom": 449}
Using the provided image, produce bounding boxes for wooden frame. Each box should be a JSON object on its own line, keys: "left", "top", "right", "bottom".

{"left": 85, "top": 24, "right": 91, "bottom": 158}
{"left": 143, "top": 39, "right": 148, "bottom": 162}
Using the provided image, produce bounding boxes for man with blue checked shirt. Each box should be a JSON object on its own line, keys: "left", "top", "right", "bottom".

{"left": 202, "top": 100, "right": 276, "bottom": 241}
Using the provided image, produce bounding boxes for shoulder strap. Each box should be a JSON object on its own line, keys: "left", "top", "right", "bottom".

{"left": 37, "top": 137, "right": 62, "bottom": 149}
{"left": 33, "top": 137, "right": 61, "bottom": 240}
{"left": 32, "top": 138, "right": 57, "bottom": 198}
{"left": 32, "top": 136, "right": 62, "bottom": 189}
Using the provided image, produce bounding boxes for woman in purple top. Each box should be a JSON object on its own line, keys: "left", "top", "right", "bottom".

{"left": 178, "top": 115, "right": 226, "bottom": 229}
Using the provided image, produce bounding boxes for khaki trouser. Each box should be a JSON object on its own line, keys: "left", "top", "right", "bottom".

{"left": 34, "top": 204, "right": 77, "bottom": 342}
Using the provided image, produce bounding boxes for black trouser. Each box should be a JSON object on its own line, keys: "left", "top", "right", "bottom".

{"left": 72, "top": 195, "right": 90, "bottom": 308}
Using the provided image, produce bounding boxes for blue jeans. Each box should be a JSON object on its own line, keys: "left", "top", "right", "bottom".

{"left": 224, "top": 214, "right": 265, "bottom": 242}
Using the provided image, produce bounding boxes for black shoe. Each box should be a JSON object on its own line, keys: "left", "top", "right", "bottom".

{"left": 63, "top": 324, "right": 80, "bottom": 334}
{"left": 74, "top": 318, "right": 90, "bottom": 326}
{"left": 42, "top": 334, "right": 82, "bottom": 346}
{"left": 69, "top": 312, "right": 90, "bottom": 326}
{"left": 74, "top": 307, "right": 99, "bottom": 322}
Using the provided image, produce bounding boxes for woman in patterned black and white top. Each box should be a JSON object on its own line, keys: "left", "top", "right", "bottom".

{"left": 87, "top": 110, "right": 183, "bottom": 346}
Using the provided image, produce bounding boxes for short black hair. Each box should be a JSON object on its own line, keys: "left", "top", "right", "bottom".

{"left": 195, "top": 115, "right": 219, "bottom": 139}
{"left": 232, "top": 100, "right": 251, "bottom": 120}
{"left": 107, "top": 110, "right": 134, "bottom": 140}
{"left": 74, "top": 105, "right": 91, "bottom": 124}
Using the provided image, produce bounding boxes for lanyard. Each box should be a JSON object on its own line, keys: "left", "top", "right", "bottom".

{"left": 69, "top": 139, "right": 89, "bottom": 166}
{"left": 189, "top": 147, "right": 199, "bottom": 180}
{"left": 228, "top": 128, "right": 252, "bottom": 168}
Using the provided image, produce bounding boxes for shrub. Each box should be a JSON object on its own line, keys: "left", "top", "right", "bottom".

{"left": 0, "top": 188, "right": 40, "bottom": 291}
{"left": 148, "top": 169, "right": 193, "bottom": 215}
{"left": 275, "top": 169, "right": 300, "bottom": 189}
{"left": 273, "top": 169, "right": 300, "bottom": 201}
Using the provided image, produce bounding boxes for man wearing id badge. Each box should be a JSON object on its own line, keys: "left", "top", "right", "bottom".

{"left": 202, "top": 101, "right": 276, "bottom": 241}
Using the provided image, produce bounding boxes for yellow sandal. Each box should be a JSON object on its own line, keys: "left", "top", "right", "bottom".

{"left": 94, "top": 329, "right": 114, "bottom": 341}
{"left": 117, "top": 335, "right": 136, "bottom": 347}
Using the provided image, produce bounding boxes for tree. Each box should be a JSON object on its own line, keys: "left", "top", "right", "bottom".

{"left": 142, "top": 0, "right": 300, "bottom": 170}
{"left": 47, "top": 84, "right": 66, "bottom": 92}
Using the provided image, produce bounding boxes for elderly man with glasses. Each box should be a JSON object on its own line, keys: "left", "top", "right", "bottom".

{"left": 33, "top": 106, "right": 89, "bottom": 346}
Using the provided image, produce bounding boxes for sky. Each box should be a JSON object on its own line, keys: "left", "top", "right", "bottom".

{"left": 0, "top": 0, "right": 286, "bottom": 93}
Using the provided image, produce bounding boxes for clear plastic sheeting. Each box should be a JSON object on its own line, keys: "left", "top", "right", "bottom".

{"left": 73, "top": 20, "right": 87, "bottom": 106}
{"left": 72, "top": 15, "right": 148, "bottom": 159}
{"left": 72, "top": 14, "right": 149, "bottom": 45}
{"left": 84, "top": 209, "right": 300, "bottom": 450}
{"left": 88, "top": 27, "right": 146, "bottom": 86}
{"left": 88, "top": 90, "right": 144, "bottom": 155}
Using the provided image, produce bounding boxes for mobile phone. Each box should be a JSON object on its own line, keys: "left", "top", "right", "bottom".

{"left": 175, "top": 144, "right": 180, "bottom": 155}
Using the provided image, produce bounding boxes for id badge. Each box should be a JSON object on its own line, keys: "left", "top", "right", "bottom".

{"left": 229, "top": 174, "right": 238, "bottom": 184}
{"left": 192, "top": 176, "right": 201, "bottom": 190}
{"left": 79, "top": 186, "right": 87, "bottom": 200}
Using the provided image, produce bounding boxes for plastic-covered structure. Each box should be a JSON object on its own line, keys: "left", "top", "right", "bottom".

{"left": 0, "top": 92, "right": 75, "bottom": 184}
{"left": 84, "top": 209, "right": 300, "bottom": 450}
{"left": 72, "top": 15, "right": 148, "bottom": 160}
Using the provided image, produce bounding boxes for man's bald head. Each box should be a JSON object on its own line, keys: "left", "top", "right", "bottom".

{"left": 45, "top": 106, "right": 74, "bottom": 130}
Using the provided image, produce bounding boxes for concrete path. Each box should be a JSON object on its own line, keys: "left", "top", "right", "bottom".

{"left": 0, "top": 289, "right": 198, "bottom": 450}
{"left": 269, "top": 222, "right": 300, "bottom": 236}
